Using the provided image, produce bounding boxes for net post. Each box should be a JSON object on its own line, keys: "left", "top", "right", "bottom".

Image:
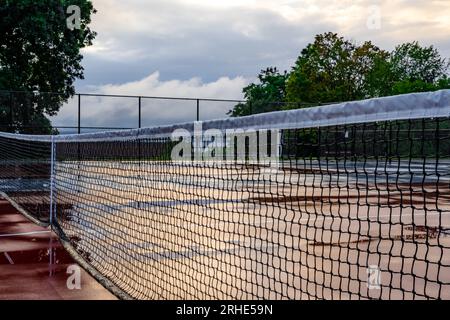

{"left": 49, "top": 135, "right": 56, "bottom": 228}
{"left": 48, "top": 135, "right": 56, "bottom": 277}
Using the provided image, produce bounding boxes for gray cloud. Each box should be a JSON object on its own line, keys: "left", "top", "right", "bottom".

{"left": 53, "top": 72, "right": 248, "bottom": 132}
{"left": 61, "top": 0, "right": 450, "bottom": 131}
{"left": 77, "top": 0, "right": 339, "bottom": 87}
{"left": 76, "top": 0, "right": 449, "bottom": 88}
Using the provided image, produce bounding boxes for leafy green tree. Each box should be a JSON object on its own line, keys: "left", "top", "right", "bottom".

{"left": 354, "top": 42, "right": 393, "bottom": 98}
{"left": 285, "top": 35, "right": 450, "bottom": 107}
{"left": 228, "top": 67, "right": 288, "bottom": 117}
{"left": 391, "top": 42, "right": 448, "bottom": 83}
{"left": 285, "top": 32, "right": 390, "bottom": 106}
{"left": 389, "top": 42, "right": 450, "bottom": 94}
{"left": 232, "top": 33, "right": 450, "bottom": 119}
{"left": 0, "top": 0, "right": 96, "bottom": 133}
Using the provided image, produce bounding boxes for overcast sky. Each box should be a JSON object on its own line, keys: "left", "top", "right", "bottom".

{"left": 53, "top": 0, "right": 450, "bottom": 130}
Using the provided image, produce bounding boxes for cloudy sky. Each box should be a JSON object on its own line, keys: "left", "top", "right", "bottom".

{"left": 52, "top": 0, "right": 450, "bottom": 131}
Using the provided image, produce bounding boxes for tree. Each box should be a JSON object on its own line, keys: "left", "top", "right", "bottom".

{"left": 353, "top": 42, "right": 393, "bottom": 98}
{"left": 228, "top": 67, "right": 288, "bottom": 117}
{"left": 389, "top": 42, "right": 450, "bottom": 95}
{"left": 391, "top": 42, "right": 448, "bottom": 83}
{"left": 0, "top": 0, "right": 96, "bottom": 133}
{"left": 231, "top": 33, "right": 450, "bottom": 119}
{"left": 285, "top": 34, "right": 450, "bottom": 107}
{"left": 285, "top": 32, "right": 390, "bottom": 106}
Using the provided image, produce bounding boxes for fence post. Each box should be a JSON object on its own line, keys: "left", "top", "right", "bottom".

{"left": 196, "top": 99, "right": 200, "bottom": 121}
{"left": 138, "top": 96, "right": 142, "bottom": 128}
{"left": 77, "top": 94, "right": 81, "bottom": 134}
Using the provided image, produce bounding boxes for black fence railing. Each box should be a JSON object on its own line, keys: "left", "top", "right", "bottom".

{"left": 0, "top": 90, "right": 333, "bottom": 135}
{"left": 0, "top": 90, "right": 248, "bottom": 134}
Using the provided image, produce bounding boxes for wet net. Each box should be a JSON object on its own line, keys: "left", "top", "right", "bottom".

{"left": 0, "top": 90, "right": 450, "bottom": 299}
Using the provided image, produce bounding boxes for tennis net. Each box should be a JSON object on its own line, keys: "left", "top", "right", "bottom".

{"left": 1, "top": 90, "right": 450, "bottom": 299}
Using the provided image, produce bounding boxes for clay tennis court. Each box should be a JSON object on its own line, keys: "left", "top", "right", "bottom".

{"left": 47, "top": 160, "right": 450, "bottom": 299}
{"left": 1, "top": 91, "right": 450, "bottom": 300}
{"left": 0, "top": 197, "right": 116, "bottom": 300}
{"left": 1, "top": 151, "right": 450, "bottom": 299}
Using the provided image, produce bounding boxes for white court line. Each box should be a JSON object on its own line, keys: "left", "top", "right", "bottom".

{"left": 297, "top": 210, "right": 450, "bottom": 224}
{"left": 0, "top": 230, "right": 51, "bottom": 238}
{"left": 3, "top": 252, "right": 14, "bottom": 264}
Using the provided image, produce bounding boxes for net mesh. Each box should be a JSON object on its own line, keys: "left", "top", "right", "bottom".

{"left": 0, "top": 136, "right": 52, "bottom": 223}
{"left": 0, "top": 91, "right": 450, "bottom": 299}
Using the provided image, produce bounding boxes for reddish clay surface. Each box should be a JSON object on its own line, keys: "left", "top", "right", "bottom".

{"left": 0, "top": 198, "right": 116, "bottom": 300}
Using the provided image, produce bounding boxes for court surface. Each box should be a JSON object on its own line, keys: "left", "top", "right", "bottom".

{"left": 51, "top": 160, "right": 450, "bottom": 299}
{"left": 0, "top": 198, "right": 116, "bottom": 300}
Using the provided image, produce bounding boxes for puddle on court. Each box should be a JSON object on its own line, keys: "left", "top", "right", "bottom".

{"left": 0, "top": 246, "right": 73, "bottom": 265}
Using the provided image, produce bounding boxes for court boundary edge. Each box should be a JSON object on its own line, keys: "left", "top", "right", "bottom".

{"left": 0, "top": 191, "right": 49, "bottom": 228}
{"left": 56, "top": 234, "right": 134, "bottom": 300}
{"left": 0, "top": 191, "right": 132, "bottom": 300}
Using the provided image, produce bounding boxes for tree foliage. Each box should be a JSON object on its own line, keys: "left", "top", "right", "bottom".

{"left": 228, "top": 67, "right": 288, "bottom": 117}
{"left": 0, "top": 0, "right": 96, "bottom": 133}
{"left": 229, "top": 32, "right": 450, "bottom": 116}
{"left": 391, "top": 42, "right": 448, "bottom": 83}
{"left": 286, "top": 34, "right": 450, "bottom": 106}
{"left": 389, "top": 42, "right": 450, "bottom": 94}
{"left": 286, "top": 32, "right": 391, "bottom": 105}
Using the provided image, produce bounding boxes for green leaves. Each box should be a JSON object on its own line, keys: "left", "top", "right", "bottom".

{"left": 287, "top": 34, "right": 450, "bottom": 105}
{"left": 230, "top": 32, "right": 449, "bottom": 118}
{"left": 0, "top": 0, "right": 96, "bottom": 133}
{"left": 286, "top": 32, "right": 391, "bottom": 105}
{"left": 228, "top": 67, "right": 288, "bottom": 117}
{"left": 391, "top": 42, "right": 447, "bottom": 83}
